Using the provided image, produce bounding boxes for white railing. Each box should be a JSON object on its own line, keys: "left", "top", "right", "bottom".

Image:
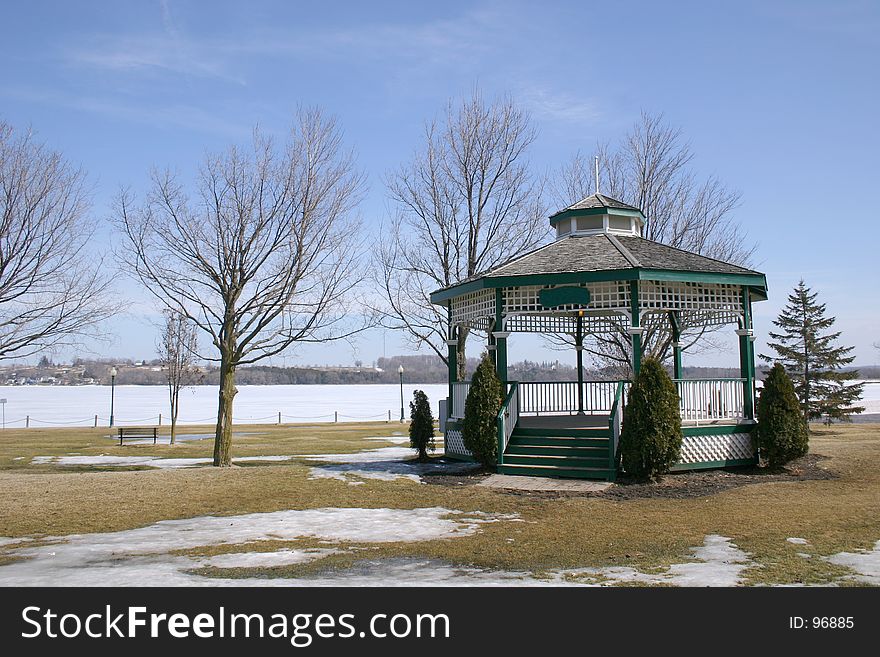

{"left": 675, "top": 378, "right": 745, "bottom": 423}
{"left": 518, "top": 381, "right": 625, "bottom": 415}
{"left": 608, "top": 381, "right": 625, "bottom": 475}
{"left": 450, "top": 382, "right": 470, "bottom": 419}
{"left": 497, "top": 382, "right": 519, "bottom": 462}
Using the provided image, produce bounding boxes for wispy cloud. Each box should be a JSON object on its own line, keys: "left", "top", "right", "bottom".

{"left": 1, "top": 86, "right": 248, "bottom": 138}
{"left": 64, "top": 3, "right": 511, "bottom": 83}
{"left": 516, "top": 86, "right": 602, "bottom": 125}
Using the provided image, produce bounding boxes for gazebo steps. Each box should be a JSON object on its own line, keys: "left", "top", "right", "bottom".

{"left": 503, "top": 454, "right": 609, "bottom": 469}
{"left": 513, "top": 426, "right": 609, "bottom": 439}
{"left": 497, "top": 463, "right": 613, "bottom": 480}
{"left": 507, "top": 434, "right": 608, "bottom": 448}
{"left": 505, "top": 444, "right": 608, "bottom": 458}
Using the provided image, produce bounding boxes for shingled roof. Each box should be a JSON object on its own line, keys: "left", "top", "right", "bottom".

{"left": 458, "top": 233, "right": 759, "bottom": 283}
{"left": 549, "top": 193, "right": 641, "bottom": 218}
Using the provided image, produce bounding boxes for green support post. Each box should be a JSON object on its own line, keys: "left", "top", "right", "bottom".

{"left": 669, "top": 311, "right": 682, "bottom": 380}
{"left": 576, "top": 312, "right": 584, "bottom": 414}
{"left": 446, "top": 314, "right": 458, "bottom": 418}
{"left": 737, "top": 288, "right": 755, "bottom": 420}
{"left": 493, "top": 331, "right": 510, "bottom": 385}
{"left": 629, "top": 280, "right": 643, "bottom": 375}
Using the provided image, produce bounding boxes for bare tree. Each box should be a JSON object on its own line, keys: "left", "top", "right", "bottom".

{"left": 117, "top": 109, "right": 366, "bottom": 465}
{"left": 375, "top": 91, "right": 546, "bottom": 379}
{"left": 0, "top": 122, "right": 116, "bottom": 359}
{"left": 553, "top": 112, "right": 754, "bottom": 370}
{"left": 158, "top": 309, "right": 200, "bottom": 444}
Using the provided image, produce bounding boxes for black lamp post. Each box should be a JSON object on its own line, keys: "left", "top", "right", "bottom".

{"left": 109, "top": 366, "right": 117, "bottom": 428}
{"left": 398, "top": 365, "right": 405, "bottom": 423}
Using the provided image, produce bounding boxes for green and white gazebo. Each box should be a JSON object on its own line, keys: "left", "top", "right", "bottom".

{"left": 430, "top": 193, "right": 767, "bottom": 481}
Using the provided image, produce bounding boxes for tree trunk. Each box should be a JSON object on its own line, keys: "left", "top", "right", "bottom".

{"left": 456, "top": 328, "right": 469, "bottom": 381}
{"left": 170, "top": 388, "right": 179, "bottom": 445}
{"left": 213, "top": 354, "right": 237, "bottom": 466}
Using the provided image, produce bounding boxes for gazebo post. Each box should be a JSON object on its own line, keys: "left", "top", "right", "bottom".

{"left": 576, "top": 312, "right": 585, "bottom": 414}
{"left": 629, "top": 280, "right": 644, "bottom": 375}
{"left": 493, "top": 289, "right": 509, "bottom": 386}
{"left": 669, "top": 311, "right": 683, "bottom": 380}
{"left": 736, "top": 288, "right": 756, "bottom": 420}
{"left": 446, "top": 308, "right": 458, "bottom": 416}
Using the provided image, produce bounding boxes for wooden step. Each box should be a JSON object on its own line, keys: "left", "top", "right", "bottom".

{"left": 514, "top": 426, "right": 609, "bottom": 439}
{"left": 508, "top": 435, "right": 609, "bottom": 448}
{"left": 505, "top": 444, "right": 608, "bottom": 458}
{"left": 502, "top": 454, "right": 609, "bottom": 469}
{"left": 497, "top": 463, "right": 614, "bottom": 480}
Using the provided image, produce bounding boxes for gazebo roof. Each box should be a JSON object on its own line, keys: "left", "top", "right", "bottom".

{"left": 430, "top": 233, "right": 766, "bottom": 303}
{"left": 549, "top": 193, "right": 641, "bottom": 218}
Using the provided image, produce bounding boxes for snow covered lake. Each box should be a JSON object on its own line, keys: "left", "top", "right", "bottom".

{"left": 0, "top": 383, "right": 449, "bottom": 427}
{"left": 0, "top": 379, "right": 876, "bottom": 428}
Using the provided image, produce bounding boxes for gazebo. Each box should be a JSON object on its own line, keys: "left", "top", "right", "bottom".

{"left": 430, "top": 193, "right": 767, "bottom": 481}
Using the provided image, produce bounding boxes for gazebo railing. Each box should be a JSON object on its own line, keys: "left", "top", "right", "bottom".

{"left": 674, "top": 378, "right": 745, "bottom": 423}
{"left": 518, "top": 380, "right": 624, "bottom": 416}
{"left": 451, "top": 380, "right": 628, "bottom": 418}
{"left": 450, "top": 382, "right": 470, "bottom": 419}
{"left": 496, "top": 382, "right": 519, "bottom": 465}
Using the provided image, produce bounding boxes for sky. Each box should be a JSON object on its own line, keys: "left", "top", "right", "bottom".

{"left": 1, "top": 0, "right": 878, "bottom": 369}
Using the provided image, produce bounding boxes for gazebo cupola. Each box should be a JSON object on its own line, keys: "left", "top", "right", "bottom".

{"left": 550, "top": 193, "right": 645, "bottom": 239}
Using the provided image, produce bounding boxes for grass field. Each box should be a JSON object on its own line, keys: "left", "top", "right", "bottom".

{"left": 0, "top": 422, "right": 878, "bottom": 585}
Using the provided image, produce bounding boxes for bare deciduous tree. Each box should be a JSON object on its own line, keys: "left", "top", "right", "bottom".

{"left": 117, "top": 109, "right": 366, "bottom": 465}
{"left": 553, "top": 112, "right": 754, "bottom": 370}
{"left": 0, "top": 122, "right": 116, "bottom": 359}
{"left": 158, "top": 309, "right": 200, "bottom": 445}
{"left": 375, "top": 92, "right": 546, "bottom": 379}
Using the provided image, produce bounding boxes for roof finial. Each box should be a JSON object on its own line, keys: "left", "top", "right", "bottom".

{"left": 594, "top": 155, "right": 600, "bottom": 195}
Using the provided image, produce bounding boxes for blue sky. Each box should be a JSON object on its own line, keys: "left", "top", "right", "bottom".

{"left": 2, "top": 0, "right": 878, "bottom": 368}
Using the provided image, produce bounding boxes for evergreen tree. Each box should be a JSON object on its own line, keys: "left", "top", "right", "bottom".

{"left": 761, "top": 280, "right": 864, "bottom": 424}
{"left": 755, "top": 363, "right": 809, "bottom": 467}
{"left": 408, "top": 389, "right": 435, "bottom": 462}
{"left": 461, "top": 353, "right": 503, "bottom": 468}
{"left": 619, "top": 357, "right": 683, "bottom": 480}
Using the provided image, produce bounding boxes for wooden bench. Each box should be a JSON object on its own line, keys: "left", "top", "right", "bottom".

{"left": 118, "top": 427, "right": 159, "bottom": 445}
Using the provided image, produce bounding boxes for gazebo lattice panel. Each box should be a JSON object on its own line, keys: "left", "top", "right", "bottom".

{"left": 503, "top": 282, "right": 631, "bottom": 314}
{"left": 639, "top": 281, "right": 743, "bottom": 313}
{"left": 678, "top": 432, "right": 755, "bottom": 464}
{"left": 450, "top": 289, "right": 495, "bottom": 328}
{"left": 444, "top": 428, "right": 472, "bottom": 457}
{"left": 505, "top": 313, "right": 629, "bottom": 334}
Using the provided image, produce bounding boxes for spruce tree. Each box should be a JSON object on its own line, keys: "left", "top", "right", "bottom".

{"left": 461, "top": 353, "right": 503, "bottom": 468}
{"left": 408, "top": 390, "right": 435, "bottom": 462}
{"left": 761, "top": 280, "right": 864, "bottom": 424}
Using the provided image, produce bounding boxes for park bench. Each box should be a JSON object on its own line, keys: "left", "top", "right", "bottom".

{"left": 118, "top": 426, "right": 159, "bottom": 445}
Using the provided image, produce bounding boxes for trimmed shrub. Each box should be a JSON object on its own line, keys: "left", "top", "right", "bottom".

{"left": 408, "top": 389, "right": 436, "bottom": 461}
{"left": 619, "top": 357, "right": 683, "bottom": 480}
{"left": 462, "top": 353, "right": 503, "bottom": 468}
{"left": 756, "top": 363, "right": 809, "bottom": 468}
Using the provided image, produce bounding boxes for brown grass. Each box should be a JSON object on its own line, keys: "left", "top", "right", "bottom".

{"left": 0, "top": 421, "right": 878, "bottom": 585}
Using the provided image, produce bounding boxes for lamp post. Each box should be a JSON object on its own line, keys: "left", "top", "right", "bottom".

{"left": 109, "top": 367, "right": 117, "bottom": 428}
{"left": 398, "top": 365, "right": 405, "bottom": 423}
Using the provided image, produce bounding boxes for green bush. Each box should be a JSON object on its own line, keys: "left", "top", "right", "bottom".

{"left": 619, "top": 357, "right": 683, "bottom": 480}
{"left": 408, "top": 389, "right": 436, "bottom": 461}
{"left": 462, "top": 353, "right": 503, "bottom": 468}
{"left": 756, "top": 363, "right": 809, "bottom": 468}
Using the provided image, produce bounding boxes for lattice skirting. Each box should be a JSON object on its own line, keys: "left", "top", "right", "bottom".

{"left": 678, "top": 432, "right": 755, "bottom": 465}
{"left": 444, "top": 428, "right": 473, "bottom": 458}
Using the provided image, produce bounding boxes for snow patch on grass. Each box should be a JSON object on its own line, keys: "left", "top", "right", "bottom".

{"left": 826, "top": 541, "right": 880, "bottom": 584}
{"left": 787, "top": 537, "right": 810, "bottom": 545}
{"left": 0, "top": 507, "right": 511, "bottom": 586}
{"left": 31, "top": 455, "right": 295, "bottom": 469}
{"left": 301, "top": 447, "right": 479, "bottom": 484}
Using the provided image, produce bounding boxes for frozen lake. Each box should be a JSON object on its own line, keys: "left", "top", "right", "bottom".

{"left": 0, "top": 384, "right": 449, "bottom": 428}
{"left": 0, "top": 380, "right": 876, "bottom": 428}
